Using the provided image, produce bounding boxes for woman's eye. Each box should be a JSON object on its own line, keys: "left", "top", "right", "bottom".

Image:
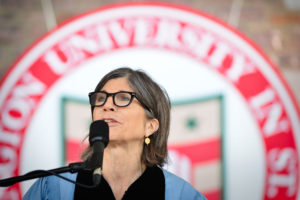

{"left": 117, "top": 93, "right": 130, "bottom": 101}
{"left": 97, "top": 95, "right": 106, "bottom": 102}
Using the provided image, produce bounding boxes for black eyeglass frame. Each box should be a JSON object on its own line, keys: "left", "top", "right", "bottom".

{"left": 88, "top": 91, "right": 151, "bottom": 112}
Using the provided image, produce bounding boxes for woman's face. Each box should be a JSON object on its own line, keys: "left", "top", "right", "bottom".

{"left": 93, "top": 77, "right": 153, "bottom": 143}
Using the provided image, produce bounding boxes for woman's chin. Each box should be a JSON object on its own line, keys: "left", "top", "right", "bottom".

{"left": 107, "top": 137, "right": 143, "bottom": 146}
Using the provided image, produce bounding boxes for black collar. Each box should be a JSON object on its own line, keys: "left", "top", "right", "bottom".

{"left": 74, "top": 165, "right": 165, "bottom": 200}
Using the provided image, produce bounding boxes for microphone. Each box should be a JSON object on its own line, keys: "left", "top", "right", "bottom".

{"left": 88, "top": 120, "right": 109, "bottom": 186}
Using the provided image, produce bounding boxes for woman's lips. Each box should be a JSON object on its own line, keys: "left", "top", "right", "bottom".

{"left": 102, "top": 118, "right": 119, "bottom": 126}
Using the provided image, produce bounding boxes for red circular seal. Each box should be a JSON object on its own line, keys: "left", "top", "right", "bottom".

{"left": 0, "top": 3, "right": 299, "bottom": 200}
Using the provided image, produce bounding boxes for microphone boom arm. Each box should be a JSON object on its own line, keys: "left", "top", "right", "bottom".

{"left": 0, "top": 162, "right": 86, "bottom": 187}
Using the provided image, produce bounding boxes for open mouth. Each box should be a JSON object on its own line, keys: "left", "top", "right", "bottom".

{"left": 103, "top": 118, "right": 119, "bottom": 124}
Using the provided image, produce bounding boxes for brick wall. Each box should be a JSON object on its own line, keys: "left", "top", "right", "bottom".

{"left": 0, "top": 0, "right": 299, "bottom": 106}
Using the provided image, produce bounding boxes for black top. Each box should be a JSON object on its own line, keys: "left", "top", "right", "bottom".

{"left": 74, "top": 165, "right": 165, "bottom": 200}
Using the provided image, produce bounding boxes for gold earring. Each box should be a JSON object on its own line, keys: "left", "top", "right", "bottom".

{"left": 145, "top": 137, "right": 150, "bottom": 145}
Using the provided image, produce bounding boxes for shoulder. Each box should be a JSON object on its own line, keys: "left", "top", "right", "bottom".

{"left": 23, "top": 172, "right": 77, "bottom": 200}
{"left": 162, "top": 169, "right": 207, "bottom": 200}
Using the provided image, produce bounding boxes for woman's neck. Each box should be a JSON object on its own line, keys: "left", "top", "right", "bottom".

{"left": 102, "top": 141, "right": 146, "bottom": 200}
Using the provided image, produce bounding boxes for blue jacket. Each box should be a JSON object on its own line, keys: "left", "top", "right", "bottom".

{"left": 23, "top": 169, "right": 207, "bottom": 200}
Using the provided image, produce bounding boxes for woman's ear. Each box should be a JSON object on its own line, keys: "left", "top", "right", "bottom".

{"left": 145, "top": 118, "right": 159, "bottom": 137}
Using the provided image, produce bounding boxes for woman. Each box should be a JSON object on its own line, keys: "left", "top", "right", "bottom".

{"left": 23, "top": 67, "right": 207, "bottom": 200}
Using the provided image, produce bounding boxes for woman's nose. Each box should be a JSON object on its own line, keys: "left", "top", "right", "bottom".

{"left": 103, "top": 96, "right": 115, "bottom": 111}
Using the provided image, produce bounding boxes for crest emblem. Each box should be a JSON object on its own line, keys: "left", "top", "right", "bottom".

{"left": 0, "top": 3, "right": 299, "bottom": 200}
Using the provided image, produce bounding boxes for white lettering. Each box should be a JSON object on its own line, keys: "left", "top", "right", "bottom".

{"left": 0, "top": 126, "right": 20, "bottom": 147}
{"left": 96, "top": 26, "right": 113, "bottom": 49}
{"left": 1, "top": 72, "right": 46, "bottom": 131}
{"left": 181, "top": 26, "right": 199, "bottom": 50}
{"left": 44, "top": 50, "right": 70, "bottom": 75}
{"left": 209, "top": 43, "right": 230, "bottom": 68}
{"left": 13, "top": 73, "right": 46, "bottom": 98}
{"left": 2, "top": 98, "right": 31, "bottom": 131}
{"left": 69, "top": 35, "right": 99, "bottom": 53}
{"left": 263, "top": 103, "right": 283, "bottom": 135}
{"left": 0, "top": 146, "right": 17, "bottom": 179}
{"left": 45, "top": 40, "right": 88, "bottom": 75}
{"left": 225, "top": 54, "right": 246, "bottom": 82}
{"left": 109, "top": 21, "right": 130, "bottom": 46}
{"left": 154, "top": 20, "right": 181, "bottom": 47}
{"left": 194, "top": 33, "right": 215, "bottom": 59}
{"left": 267, "top": 148, "right": 297, "bottom": 197}
{"left": 134, "top": 19, "right": 152, "bottom": 45}
{"left": 250, "top": 88, "right": 275, "bottom": 112}
{"left": 250, "top": 88, "right": 287, "bottom": 136}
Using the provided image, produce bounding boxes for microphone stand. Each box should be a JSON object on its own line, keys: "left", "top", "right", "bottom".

{"left": 0, "top": 162, "right": 86, "bottom": 187}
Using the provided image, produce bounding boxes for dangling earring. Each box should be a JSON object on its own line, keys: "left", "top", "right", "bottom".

{"left": 145, "top": 137, "right": 150, "bottom": 145}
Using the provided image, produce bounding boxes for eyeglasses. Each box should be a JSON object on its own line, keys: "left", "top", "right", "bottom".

{"left": 89, "top": 91, "right": 150, "bottom": 111}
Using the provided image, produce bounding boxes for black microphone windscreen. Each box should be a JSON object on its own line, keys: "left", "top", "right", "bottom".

{"left": 89, "top": 120, "right": 109, "bottom": 147}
